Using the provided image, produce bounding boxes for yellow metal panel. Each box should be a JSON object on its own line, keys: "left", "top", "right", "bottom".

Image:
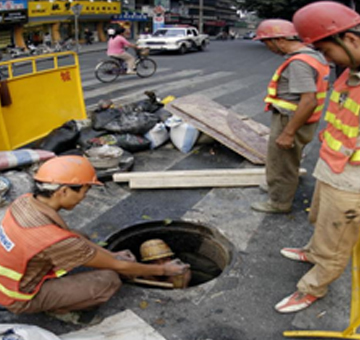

{"left": 0, "top": 52, "right": 86, "bottom": 151}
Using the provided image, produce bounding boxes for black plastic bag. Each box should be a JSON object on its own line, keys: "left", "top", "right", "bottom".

{"left": 39, "top": 120, "right": 80, "bottom": 154}
{"left": 92, "top": 108, "right": 158, "bottom": 135}
{"left": 77, "top": 127, "right": 107, "bottom": 149}
{"left": 90, "top": 133, "right": 151, "bottom": 152}
{"left": 134, "top": 91, "right": 164, "bottom": 113}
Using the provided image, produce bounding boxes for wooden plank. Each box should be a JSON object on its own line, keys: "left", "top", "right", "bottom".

{"left": 129, "top": 174, "right": 266, "bottom": 189}
{"left": 165, "top": 95, "right": 268, "bottom": 164}
{"left": 166, "top": 102, "right": 265, "bottom": 164}
{"left": 113, "top": 168, "right": 307, "bottom": 183}
{"left": 125, "top": 168, "right": 308, "bottom": 189}
{"left": 114, "top": 168, "right": 267, "bottom": 182}
{"left": 172, "top": 102, "right": 266, "bottom": 160}
{"left": 128, "top": 278, "right": 174, "bottom": 288}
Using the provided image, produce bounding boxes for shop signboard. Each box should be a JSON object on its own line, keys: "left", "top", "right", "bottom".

{"left": 28, "top": 1, "right": 120, "bottom": 18}
{"left": 0, "top": 0, "right": 27, "bottom": 11}
{"left": 112, "top": 12, "right": 148, "bottom": 22}
{"left": 0, "top": 0, "right": 28, "bottom": 24}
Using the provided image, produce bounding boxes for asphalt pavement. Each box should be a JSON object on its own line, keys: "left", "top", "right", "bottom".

{"left": 0, "top": 40, "right": 352, "bottom": 340}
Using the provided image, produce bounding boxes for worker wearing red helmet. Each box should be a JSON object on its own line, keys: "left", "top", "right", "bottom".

{"left": 275, "top": 2, "right": 360, "bottom": 313}
{"left": 0, "top": 156, "right": 189, "bottom": 324}
{"left": 251, "top": 19, "right": 330, "bottom": 214}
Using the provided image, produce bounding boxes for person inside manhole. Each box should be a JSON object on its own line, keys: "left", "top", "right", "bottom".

{"left": 139, "top": 239, "right": 192, "bottom": 289}
{"left": 0, "top": 156, "right": 189, "bottom": 325}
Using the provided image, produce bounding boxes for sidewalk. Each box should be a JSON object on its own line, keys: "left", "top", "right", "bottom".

{"left": 78, "top": 41, "right": 107, "bottom": 55}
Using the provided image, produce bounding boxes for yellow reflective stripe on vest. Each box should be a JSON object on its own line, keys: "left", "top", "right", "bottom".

{"left": 0, "top": 283, "right": 34, "bottom": 300}
{"left": 55, "top": 269, "right": 67, "bottom": 278}
{"left": 0, "top": 265, "right": 22, "bottom": 281}
{"left": 268, "top": 88, "right": 276, "bottom": 96}
{"left": 314, "top": 104, "right": 324, "bottom": 113}
{"left": 264, "top": 97, "right": 297, "bottom": 111}
{"left": 330, "top": 90, "right": 360, "bottom": 116}
{"left": 330, "top": 90, "right": 340, "bottom": 103}
{"left": 351, "top": 150, "right": 360, "bottom": 162}
{"left": 325, "top": 111, "right": 359, "bottom": 138}
{"left": 272, "top": 73, "right": 280, "bottom": 81}
{"left": 324, "top": 131, "right": 342, "bottom": 151}
{"left": 316, "top": 92, "right": 327, "bottom": 100}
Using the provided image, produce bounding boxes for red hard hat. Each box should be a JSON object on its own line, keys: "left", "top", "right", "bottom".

{"left": 254, "top": 19, "right": 298, "bottom": 41}
{"left": 293, "top": 1, "right": 360, "bottom": 44}
{"left": 34, "top": 156, "right": 103, "bottom": 186}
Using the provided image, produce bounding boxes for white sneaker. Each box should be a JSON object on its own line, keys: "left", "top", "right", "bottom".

{"left": 280, "top": 248, "right": 309, "bottom": 262}
{"left": 275, "top": 291, "right": 318, "bottom": 313}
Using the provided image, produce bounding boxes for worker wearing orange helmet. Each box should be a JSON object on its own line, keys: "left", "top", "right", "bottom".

{"left": 0, "top": 156, "right": 189, "bottom": 324}
{"left": 251, "top": 19, "right": 330, "bottom": 214}
{"left": 275, "top": 2, "right": 360, "bottom": 313}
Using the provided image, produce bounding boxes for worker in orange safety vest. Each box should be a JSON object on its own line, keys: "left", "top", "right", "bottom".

{"left": 251, "top": 19, "right": 330, "bottom": 214}
{"left": 0, "top": 156, "right": 189, "bottom": 324}
{"left": 275, "top": 1, "right": 360, "bottom": 313}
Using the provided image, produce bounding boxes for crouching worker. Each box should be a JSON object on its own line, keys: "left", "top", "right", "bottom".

{"left": 0, "top": 156, "right": 189, "bottom": 324}
{"left": 139, "top": 239, "right": 191, "bottom": 288}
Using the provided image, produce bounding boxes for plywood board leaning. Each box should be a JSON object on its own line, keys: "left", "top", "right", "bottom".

{"left": 165, "top": 95, "right": 269, "bottom": 164}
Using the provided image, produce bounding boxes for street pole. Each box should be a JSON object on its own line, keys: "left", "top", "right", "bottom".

{"left": 74, "top": 13, "right": 79, "bottom": 53}
{"left": 199, "top": 0, "right": 203, "bottom": 34}
{"left": 71, "top": 4, "right": 83, "bottom": 54}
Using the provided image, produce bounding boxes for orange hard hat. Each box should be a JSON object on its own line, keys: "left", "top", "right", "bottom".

{"left": 293, "top": 1, "right": 360, "bottom": 44}
{"left": 34, "top": 156, "right": 103, "bottom": 186}
{"left": 254, "top": 19, "right": 298, "bottom": 41}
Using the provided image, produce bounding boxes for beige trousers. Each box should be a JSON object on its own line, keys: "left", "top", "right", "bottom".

{"left": 7, "top": 270, "right": 121, "bottom": 314}
{"left": 110, "top": 51, "right": 136, "bottom": 72}
{"left": 266, "top": 113, "right": 318, "bottom": 209}
{"left": 297, "top": 180, "right": 360, "bottom": 297}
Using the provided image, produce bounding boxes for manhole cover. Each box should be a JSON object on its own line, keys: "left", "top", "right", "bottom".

{"left": 106, "top": 220, "right": 235, "bottom": 287}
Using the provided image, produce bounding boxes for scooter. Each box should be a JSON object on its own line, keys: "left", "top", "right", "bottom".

{"left": 7, "top": 46, "right": 30, "bottom": 59}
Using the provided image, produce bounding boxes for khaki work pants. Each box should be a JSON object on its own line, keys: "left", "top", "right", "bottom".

{"left": 297, "top": 180, "right": 360, "bottom": 297}
{"left": 266, "top": 113, "right": 318, "bottom": 210}
{"left": 110, "top": 51, "right": 136, "bottom": 72}
{"left": 8, "top": 270, "right": 121, "bottom": 314}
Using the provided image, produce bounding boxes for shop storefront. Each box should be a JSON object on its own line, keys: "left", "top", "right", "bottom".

{"left": 111, "top": 12, "right": 149, "bottom": 39}
{"left": 0, "top": 0, "right": 28, "bottom": 49}
{"left": 26, "top": 1, "right": 121, "bottom": 44}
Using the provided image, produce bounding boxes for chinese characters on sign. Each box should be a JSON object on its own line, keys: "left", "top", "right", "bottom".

{"left": 60, "top": 71, "right": 71, "bottom": 82}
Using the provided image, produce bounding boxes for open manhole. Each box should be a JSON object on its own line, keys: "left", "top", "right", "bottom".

{"left": 106, "top": 220, "right": 235, "bottom": 287}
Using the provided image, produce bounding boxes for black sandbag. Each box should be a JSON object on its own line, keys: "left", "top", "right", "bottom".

{"left": 77, "top": 127, "right": 107, "bottom": 149}
{"left": 92, "top": 108, "right": 158, "bottom": 135}
{"left": 38, "top": 120, "right": 79, "bottom": 154}
{"left": 89, "top": 133, "right": 151, "bottom": 152}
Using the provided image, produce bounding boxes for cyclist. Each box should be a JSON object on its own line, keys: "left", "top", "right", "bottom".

{"left": 107, "top": 27, "right": 140, "bottom": 75}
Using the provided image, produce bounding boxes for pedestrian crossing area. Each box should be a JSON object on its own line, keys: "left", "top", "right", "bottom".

{"left": 79, "top": 65, "right": 268, "bottom": 118}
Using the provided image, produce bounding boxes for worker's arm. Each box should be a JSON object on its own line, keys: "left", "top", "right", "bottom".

{"left": 84, "top": 248, "right": 189, "bottom": 277}
{"left": 276, "top": 92, "right": 317, "bottom": 149}
{"left": 76, "top": 235, "right": 136, "bottom": 262}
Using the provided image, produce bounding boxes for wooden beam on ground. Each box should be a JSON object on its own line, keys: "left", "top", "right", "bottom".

{"left": 113, "top": 168, "right": 307, "bottom": 189}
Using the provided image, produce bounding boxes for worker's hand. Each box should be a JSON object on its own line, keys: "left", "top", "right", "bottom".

{"left": 163, "top": 259, "right": 190, "bottom": 276}
{"left": 276, "top": 131, "right": 295, "bottom": 150}
{"left": 114, "top": 249, "right": 137, "bottom": 262}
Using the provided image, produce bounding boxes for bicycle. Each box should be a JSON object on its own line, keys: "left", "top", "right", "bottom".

{"left": 94, "top": 48, "right": 156, "bottom": 83}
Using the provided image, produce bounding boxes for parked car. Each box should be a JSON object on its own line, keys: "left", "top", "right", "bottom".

{"left": 137, "top": 26, "right": 209, "bottom": 54}
{"left": 243, "top": 31, "right": 256, "bottom": 40}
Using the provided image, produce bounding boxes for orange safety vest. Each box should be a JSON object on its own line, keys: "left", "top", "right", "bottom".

{"left": 319, "top": 68, "right": 360, "bottom": 174}
{"left": 0, "top": 198, "right": 78, "bottom": 306}
{"left": 264, "top": 54, "right": 330, "bottom": 123}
